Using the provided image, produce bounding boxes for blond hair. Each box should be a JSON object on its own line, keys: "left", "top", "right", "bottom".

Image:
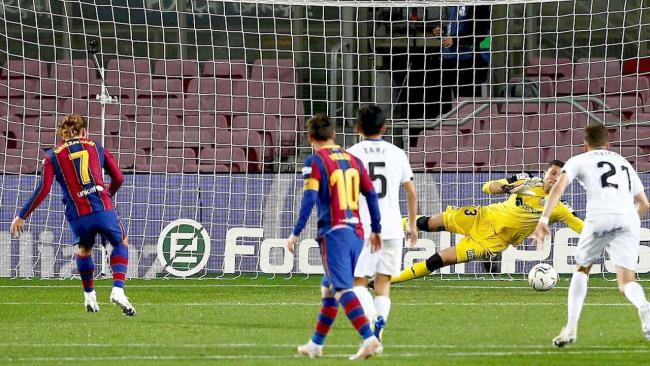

{"left": 57, "top": 114, "right": 87, "bottom": 140}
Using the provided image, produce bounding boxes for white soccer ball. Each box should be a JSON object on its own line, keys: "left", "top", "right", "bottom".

{"left": 527, "top": 263, "right": 559, "bottom": 291}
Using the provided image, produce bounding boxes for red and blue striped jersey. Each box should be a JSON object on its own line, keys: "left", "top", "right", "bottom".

{"left": 292, "top": 145, "right": 381, "bottom": 238}
{"left": 19, "top": 137, "right": 124, "bottom": 222}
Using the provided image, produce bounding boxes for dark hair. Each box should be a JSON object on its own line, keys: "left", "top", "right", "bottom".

{"left": 547, "top": 159, "right": 564, "bottom": 170}
{"left": 356, "top": 104, "right": 386, "bottom": 136}
{"left": 584, "top": 123, "right": 608, "bottom": 148}
{"left": 57, "top": 114, "right": 87, "bottom": 139}
{"left": 306, "top": 113, "right": 334, "bottom": 141}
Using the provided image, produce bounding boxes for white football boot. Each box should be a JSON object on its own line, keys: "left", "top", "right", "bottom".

{"left": 349, "top": 336, "right": 381, "bottom": 360}
{"left": 638, "top": 304, "right": 650, "bottom": 341}
{"left": 552, "top": 326, "right": 577, "bottom": 348}
{"left": 297, "top": 340, "right": 323, "bottom": 358}
{"left": 109, "top": 287, "right": 136, "bottom": 316}
{"left": 83, "top": 290, "right": 100, "bottom": 312}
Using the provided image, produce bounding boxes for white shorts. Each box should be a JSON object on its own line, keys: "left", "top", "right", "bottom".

{"left": 576, "top": 216, "right": 640, "bottom": 271}
{"left": 354, "top": 238, "right": 403, "bottom": 278}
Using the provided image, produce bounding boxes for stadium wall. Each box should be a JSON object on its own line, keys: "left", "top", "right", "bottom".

{"left": 1, "top": 172, "right": 649, "bottom": 278}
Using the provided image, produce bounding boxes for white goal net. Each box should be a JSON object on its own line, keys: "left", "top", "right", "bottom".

{"left": 0, "top": 0, "right": 649, "bottom": 279}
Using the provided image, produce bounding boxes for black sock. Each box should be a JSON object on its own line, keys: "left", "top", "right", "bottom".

{"left": 416, "top": 216, "right": 430, "bottom": 231}
{"left": 425, "top": 253, "right": 443, "bottom": 272}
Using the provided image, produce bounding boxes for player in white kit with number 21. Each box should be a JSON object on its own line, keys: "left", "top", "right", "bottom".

{"left": 533, "top": 123, "right": 650, "bottom": 347}
{"left": 348, "top": 104, "right": 418, "bottom": 347}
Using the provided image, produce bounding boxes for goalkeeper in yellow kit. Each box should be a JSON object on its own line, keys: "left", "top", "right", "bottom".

{"left": 390, "top": 160, "right": 584, "bottom": 283}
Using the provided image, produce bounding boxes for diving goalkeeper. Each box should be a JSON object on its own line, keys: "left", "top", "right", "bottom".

{"left": 389, "top": 160, "right": 584, "bottom": 283}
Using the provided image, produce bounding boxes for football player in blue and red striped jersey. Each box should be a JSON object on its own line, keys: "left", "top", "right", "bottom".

{"left": 286, "top": 114, "right": 383, "bottom": 360}
{"left": 10, "top": 114, "right": 136, "bottom": 316}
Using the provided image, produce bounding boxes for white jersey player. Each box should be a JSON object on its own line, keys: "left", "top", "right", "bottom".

{"left": 347, "top": 104, "right": 418, "bottom": 346}
{"left": 533, "top": 123, "right": 650, "bottom": 347}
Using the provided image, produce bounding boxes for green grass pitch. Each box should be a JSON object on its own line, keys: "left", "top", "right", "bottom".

{"left": 1, "top": 276, "right": 649, "bottom": 365}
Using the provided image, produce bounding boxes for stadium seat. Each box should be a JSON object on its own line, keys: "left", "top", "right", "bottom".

{"left": 105, "top": 58, "right": 151, "bottom": 89}
{"left": 1, "top": 59, "right": 48, "bottom": 80}
{"left": 525, "top": 57, "right": 573, "bottom": 79}
{"left": 202, "top": 60, "right": 248, "bottom": 79}
{"left": 0, "top": 147, "right": 41, "bottom": 173}
{"left": 154, "top": 59, "right": 200, "bottom": 78}
{"left": 199, "top": 146, "right": 247, "bottom": 173}
{"left": 112, "top": 148, "right": 143, "bottom": 170}
{"left": 149, "top": 148, "right": 197, "bottom": 173}
{"left": 250, "top": 58, "right": 296, "bottom": 84}
{"left": 232, "top": 115, "right": 279, "bottom": 161}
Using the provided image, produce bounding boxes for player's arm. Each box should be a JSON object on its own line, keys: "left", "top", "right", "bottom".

{"left": 552, "top": 202, "right": 584, "bottom": 234}
{"left": 287, "top": 158, "right": 319, "bottom": 254}
{"left": 11, "top": 156, "right": 55, "bottom": 237}
{"left": 482, "top": 173, "right": 541, "bottom": 195}
{"left": 358, "top": 161, "right": 382, "bottom": 252}
{"left": 635, "top": 191, "right": 649, "bottom": 219}
{"left": 403, "top": 180, "right": 418, "bottom": 246}
{"left": 532, "top": 173, "right": 571, "bottom": 249}
{"left": 104, "top": 149, "right": 124, "bottom": 196}
{"left": 630, "top": 166, "right": 649, "bottom": 219}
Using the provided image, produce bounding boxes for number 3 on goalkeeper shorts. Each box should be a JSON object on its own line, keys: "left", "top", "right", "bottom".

{"left": 329, "top": 168, "right": 360, "bottom": 210}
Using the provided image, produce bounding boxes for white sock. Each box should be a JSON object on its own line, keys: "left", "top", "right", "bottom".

{"left": 623, "top": 282, "right": 649, "bottom": 309}
{"left": 566, "top": 271, "right": 589, "bottom": 330}
{"left": 374, "top": 295, "right": 392, "bottom": 322}
{"left": 353, "top": 285, "right": 377, "bottom": 322}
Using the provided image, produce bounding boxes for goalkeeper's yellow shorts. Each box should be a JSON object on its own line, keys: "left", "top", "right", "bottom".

{"left": 442, "top": 205, "right": 508, "bottom": 262}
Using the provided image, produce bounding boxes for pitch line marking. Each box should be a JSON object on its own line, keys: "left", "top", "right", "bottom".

{"left": 0, "top": 301, "right": 636, "bottom": 306}
{"left": 3, "top": 349, "right": 650, "bottom": 362}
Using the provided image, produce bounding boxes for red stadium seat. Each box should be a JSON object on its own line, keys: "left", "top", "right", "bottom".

{"left": 154, "top": 60, "right": 200, "bottom": 78}
{"left": 1, "top": 59, "right": 48, "bottom": 80}
{"left": 199, "top": 146, "right": 247, "bottom": 173}
{"left": 250, "top": 58, "right": 296, "bottom": 83}
{"left": 202, "top": 60, "right": 248, "bottom": 79}
{"left": 526, "top": 57, "right": 573, "bottom": 79}
{"left": 149, "top": 148, "right": 197, "bottom": 173}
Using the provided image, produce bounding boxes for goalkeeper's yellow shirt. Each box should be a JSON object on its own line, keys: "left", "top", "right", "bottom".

{"left": 480, "top": 178, "right": 584, "bottom": 246}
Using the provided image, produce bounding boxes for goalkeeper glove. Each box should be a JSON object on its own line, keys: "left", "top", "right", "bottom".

{"left": 502, "top": 176, "right": 542, "bottom": 196}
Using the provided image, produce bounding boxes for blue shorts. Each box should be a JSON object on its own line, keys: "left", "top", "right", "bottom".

{"left": 318, "top": 227, "right": 363, "bottom": 291}
{"left": 69, "top": 209, "right": 126, "bottom": 248}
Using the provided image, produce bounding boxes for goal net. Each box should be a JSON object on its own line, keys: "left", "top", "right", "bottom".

{"left": 0, "top": 0, "right": 649, "bottom": 279}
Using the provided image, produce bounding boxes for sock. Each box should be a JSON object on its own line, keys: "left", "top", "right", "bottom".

{"left": 374, "top": 295, "right": 391, "bottom": 322}
{"left": 566, "top": 271, "right": 589, "bottom": 330}
{"left": 311, "top": 297, "right": 339, "bottom": 345}
{"left": 339, "top": 290, "right": 374, "bottom": 340}
{"left": 391, "top": 259, "right": 436, "bottom": 284}
{"left": 416, "top": 216, "right": 430, "bottom": 231}
{"left": 110, "top": 243, "right": 128, "bottom": 288}
{"left": 623, "top": 282, "right": 649, "bottom": 309}
{"left": 75, "top": 253, "right": 94, "bottom": 293}
{"left": 353, "top": 285, "right": 377, "bottom": 322}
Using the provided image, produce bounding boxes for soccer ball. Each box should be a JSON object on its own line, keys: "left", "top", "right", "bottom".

{"left": 527, "top": 263, "right": 559, "bottom": 291}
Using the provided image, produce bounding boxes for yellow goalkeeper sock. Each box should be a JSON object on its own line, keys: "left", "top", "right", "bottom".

{"left": 391, "top": 261, "right": 431, "bottom": 284}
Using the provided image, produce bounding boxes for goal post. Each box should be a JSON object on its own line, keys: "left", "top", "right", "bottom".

{"left": 0, "top": 0, "right": 649, "bottom": 280}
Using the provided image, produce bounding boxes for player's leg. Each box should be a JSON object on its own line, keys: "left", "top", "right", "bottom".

{"left": 298, "top": 282, "right": 337, "bottom": 358}
{"left": 403, "top": 213, "right": 445, "bottom": 233}
{"left": 70, "top": 219, "right": 99, "bottom": 312}
{"left": 617, "top": 267, "right": 650, "bottom": 340}
{"left": 554, "top": 226, "right": 600, "bottom": 347}
{"left": 77, "top": 243, "right": 99, "bottom": 312}
{"left": 324, "top": 229, "right": 380, "bottom": 360}
{"left": 391, "top": 245, "right": 458, "bottom": 284}
{"left": 553, "top": 264, "right": 591, "bottom": 348}
{"left": 610, "top": 227, "right": 650, "bottom": 340}
{"left": 101, "top": 210, "right": 136, "bottom": 316}
{"left": 352, "top": 241, "right": 378, "bottom": 323}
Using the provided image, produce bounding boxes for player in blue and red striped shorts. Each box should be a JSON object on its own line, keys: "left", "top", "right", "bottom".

{"left": 10, "top": 114, "right": 136, "bottom": 316}
{"left": 286, "top": 114, "right": 383, "bottom": 360}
